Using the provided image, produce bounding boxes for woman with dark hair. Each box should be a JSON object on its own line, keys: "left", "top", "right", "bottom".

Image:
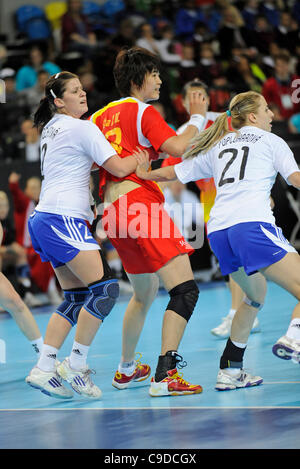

{"left": 91, "top": 47, "right": 206, "bottom": 397}
{"left": 25, "top": 71, "right": 147, "bottom": 399}
{"left": 136, "top": 90, "right": 300, "bottom": 390}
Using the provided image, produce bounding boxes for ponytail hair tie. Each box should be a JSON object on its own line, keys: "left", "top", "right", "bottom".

{"left": 226, "top": 110, "right": 231, "bottom": 117}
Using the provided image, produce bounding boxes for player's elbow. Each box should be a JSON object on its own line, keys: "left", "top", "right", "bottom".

{"left": 288, "top": 171, "right": 300, "bottom": 189}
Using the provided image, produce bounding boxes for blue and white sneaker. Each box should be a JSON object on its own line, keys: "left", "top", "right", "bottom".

{"left": 272, "top": 335, "right": 300, "bottom": 363}
{"left": 25, "top": 366, "right": 73, "bottom": 399}
{"left": 215, "top": 368, "right": 263, "bottom": 391}
{"left": 57, "top": 357, "right": 102, "bottom": 399}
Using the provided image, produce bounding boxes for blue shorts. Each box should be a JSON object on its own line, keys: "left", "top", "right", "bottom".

{"left": 28, "top": 210, "right": 100, "bottom": 269}
{"left": 208, "top": 222, "right": 296, "bottom": 276}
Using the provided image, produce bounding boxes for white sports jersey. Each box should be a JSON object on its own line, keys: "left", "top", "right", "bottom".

{"left": 175, "top": 125, "right": 300, "bottom": 234}
{"left": 36, "top": 114, "right": 116, "bottom": 223}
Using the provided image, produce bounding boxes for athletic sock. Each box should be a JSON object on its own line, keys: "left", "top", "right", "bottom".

{"left": 286, "top": 318, "right": 300, "bottom": 341}
{"left": 31, "top": 337, "right": 43, "bottom": 357}
{"left": 37, "top": 344, "right": 58, "bottom": 372}
{"left": 69, "top": 341, "right": 90, "bottom": 370}
{"left": 118, "top": 359, "right": 135, "bottom": 376}
{"left": 227, "top": 309, "right": 236, "bottom": 319}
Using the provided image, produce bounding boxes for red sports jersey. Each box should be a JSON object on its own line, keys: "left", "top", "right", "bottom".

{"left": 90, "top": 97, "right": 177, "bottom": 201}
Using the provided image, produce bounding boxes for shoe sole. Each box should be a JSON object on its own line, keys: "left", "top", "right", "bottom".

{"left": 215, "top": 378, "right": 263, "bottom": 391}
{"left": 26, "top": 381, "right": 73, "bottom": 399}
{"left": 272, "top": 343, "right": 300, "bottom": 362}
{"left": 112, "top": 370, "right": 151, "bottom": 390}
{"left": 70, "top": 383, "right": 102, "bottom": 399}
{"left": 149, "top": 388, "right": 203, "bottom": 397}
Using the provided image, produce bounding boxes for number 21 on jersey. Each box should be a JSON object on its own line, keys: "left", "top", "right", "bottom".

{"left": 218, "top": 146, "right": 249, "bottom": 187}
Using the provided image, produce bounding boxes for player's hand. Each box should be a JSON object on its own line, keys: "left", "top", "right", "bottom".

{"left": 134, "top": 148, "right": 150, "bottom": 179}
{"left": 189, "top": 91, "right": 207, "bottom": 117}
{"left": 133, "top": 148, "right": 150, "bottom": 167}
{"left": 8, "top": 172, "right": 21, "bottom": 184}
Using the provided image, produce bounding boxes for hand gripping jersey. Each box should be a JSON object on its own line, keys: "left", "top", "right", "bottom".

{"left": 90, "top": 97, "right": 177, "bottom": 201}
{"left": 175, "top": 126, "right": 300, "bottom": 235}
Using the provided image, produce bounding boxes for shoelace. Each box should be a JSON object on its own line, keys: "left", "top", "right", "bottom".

{"left": 135, "top": 352, "right": 145, "bottom": 370}
{"left": 80, "top": 368, "right": 96, "bottom": 387}
{"left": 170, "top": 371, "right": 190, "bottom": 386}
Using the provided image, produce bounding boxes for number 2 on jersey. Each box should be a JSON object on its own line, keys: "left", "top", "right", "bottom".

{"left": 218, "top": 146, "right": 249, "bottom": 187}
{"left": 105, "top": 127, "right": 122, "bottom": 154}
{"left": 41, "top": 143, "right": 47, "bottom": 179}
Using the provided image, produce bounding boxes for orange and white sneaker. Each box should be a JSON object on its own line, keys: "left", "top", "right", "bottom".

{"left": 112, "top": 354, "right": 151, "bottom": 390}
{"left": 149, "top": 369, "right": 203, "bottom": 397}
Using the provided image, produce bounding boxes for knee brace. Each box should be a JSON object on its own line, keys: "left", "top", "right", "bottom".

{"left": 166, "top": 280, "right": 199, "bottom": 322}
{"left": 243, "top": 296, "right": 263, "bottom": 310}
{"left": 84, "top": 278, "right": 119, "bottom": 321}
{"left": 56, "top": 288, "right": 90, "bottom": 327}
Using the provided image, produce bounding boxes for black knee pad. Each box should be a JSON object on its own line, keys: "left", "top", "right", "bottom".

{"left": 166, "top": 280, "right": 199, "bottom": 322}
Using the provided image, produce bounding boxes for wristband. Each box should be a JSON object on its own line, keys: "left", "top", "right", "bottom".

{"left": 187, "top": 114, "right": 205, "bottom": 132}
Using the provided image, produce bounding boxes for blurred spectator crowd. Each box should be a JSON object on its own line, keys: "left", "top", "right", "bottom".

{"left": 0, "top": 0, "right": 300, "bottom": 163}
{"left": 1, "top": 0, "right": 300, "bottom": 304}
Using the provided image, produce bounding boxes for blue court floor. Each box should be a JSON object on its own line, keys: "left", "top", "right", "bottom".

{"left": 0, "top": 280, "right": 300, "bottom": 449}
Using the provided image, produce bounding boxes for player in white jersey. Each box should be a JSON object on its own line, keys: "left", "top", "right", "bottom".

{"left": 135, "top": 90, "right": 300, "bottom": 390}
{"left": 173, "top": 78, "right": 260, "bottom": 338}
{"left": 25, "top": 71, "right": 147, "bottom": 399}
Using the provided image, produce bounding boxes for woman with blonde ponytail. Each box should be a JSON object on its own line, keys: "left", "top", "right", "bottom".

{"left": 136, "top": 90, "right": 300, "bottom": 391}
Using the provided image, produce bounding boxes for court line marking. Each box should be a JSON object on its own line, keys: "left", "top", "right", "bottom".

{"left": 1, "top": 406, "right": 300, "bottom": 411}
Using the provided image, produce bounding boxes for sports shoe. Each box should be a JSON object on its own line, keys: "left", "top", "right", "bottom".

{"left": 112, "top": 354, "right": 151, "bottom": 389}
{"left": 25, "top": 366, "right": 73, "bottom": 399}
{"left": 272, "top": 335, "right": 300, "bottom": 363}
{"left": 57, "top": 357, "right": 102, "bottom": 399}
{"left": 149, "top": 369, "right": 203, "bottom": 397}
{"left": 24, "top": 291, "right": 43, "bottom": 308}
{"left": 211, "top": 315, "right": 260, "bottom": 338}
{"left": 215, "top": 368, "right": 263, "bottom": 391}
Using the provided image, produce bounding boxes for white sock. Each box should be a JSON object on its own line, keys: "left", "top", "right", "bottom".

{"left": 223, "top": 367, "right": 241, "bottom": 376}
{"left": 286, "top": 318, "right": 300, "bottom": 341}
{"left": 31, "top": 337, "right": 43, "bottom": 357}
{"left": 69, "top": 341, "right": 90, "bottom": 370}
{"left": 231, "top": 340, "right": 247, "bottom": 349}
{"left": 118, "top": 359, "right": 135, "bottom": 376}
{"left": 37, "top": 344, "right": 58, "bottom": 372}
{"left": 227, "top": 309, "right": 236, "bottom": 319}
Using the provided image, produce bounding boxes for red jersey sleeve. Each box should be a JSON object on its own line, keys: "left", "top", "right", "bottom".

{"left": 141, "top": 106, "right": 176, "bottom": 152}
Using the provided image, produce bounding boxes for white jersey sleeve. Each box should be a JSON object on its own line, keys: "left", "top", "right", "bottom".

{"left": 79, "top": 120, "right": 116, "bottom": 166}
{"left": 174, "top": 152, "right": 213, "bottom": 184}
{"left": 267, "top": 133, "right": 300, "bottom": 185}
